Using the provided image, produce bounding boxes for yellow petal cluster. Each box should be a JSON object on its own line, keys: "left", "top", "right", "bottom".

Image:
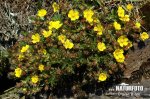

{"left": 113, "top": 21, "right": 121, "bottom": 30}
{"left": 140, "top": 32, "right": 149, "bottom": 41}
{"left": 18, "top": 54, "right": 24, "bottom": 60}
{"left": 94, "top": 24, "right": 103, "bottom": 35}
{"left": 118, "top": 6, "right": 130, "bottom": 22}
{"left": 83, "top": 9, "right": 94, "bottom": 23}
{"left": 15, "top": 68, "right": 22, "bottom": 78}
{"left": 126, "top": 4, "right": 133, "bottom": 11}
{"left": 63, "top": 39, "right": 74, "bottom": 49}
{"left": 42, "top": 30, "right": 52, "bottom": 38}
{"left": 98, "top": 73, "right": 107, "bottom": 81}
{"left": 135, "top": 22, "right": 141, "bottom": 28}
{"left": 31, "top": 75, "right": 39, "bottom": 84}
{"left": 58, "top": 34, "right": 67, "bottom": 43}
{"left": 52, "top": 2, "right": 60, "bottom": 13}
{"left": 113, "top": 49, "right": 125, "bottom": 63}
{"left": 21, "top": 45, "right": 29, "bottom": 53}
{"left": 32, "top": 33, "right": 40, "bottom": 43}
{"left": 119, "top": 15, "right": 130, "bottom": 22}
{"left": 97, "top": 42, "right": 106, "bottom": 51}
{"left": 117, "top": 6, "right": 125, "bottom": 18}
{"left": 37, "top": 9, "right": 47, "bottom": 17}
{"left": 58, "top": 35, "right": 73, "bottom": 49}
{"left": 68, "top": 10, "right": 79, "bottom": 21}
{"left": 49, "top": 21, "right": 63, "bottom": 30}
{"left": 38, "top": 64, "right": 44, "bottom": 72}
{"left": 117, "top": 35, "right": 129, "bottom": 47}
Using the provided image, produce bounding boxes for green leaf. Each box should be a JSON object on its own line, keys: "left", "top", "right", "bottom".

{"left": 21, "top": 31, "right": 28, "bottom": 36}
{"left": 52, "top": 14, "right": 62, "bottom": 21}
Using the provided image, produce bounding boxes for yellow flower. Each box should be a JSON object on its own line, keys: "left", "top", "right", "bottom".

{"left": 83, "top": 9, "right": 94, "bottom": 23}
{"left": 32, "top": 33, "right": 40, "bottom": 43}
{"left": 135, "top": 22, "right": 141, "bottom": 28}
{"left": 42, "top": 49, "right": 47, "bottom": 55}
{"left": 83, "top": 9, "right": 94, "bottom": 18}
{"left": 86, "top": 16, "right": 94, "bottom": 23}
{"left": 120, "top": 15, "right": 130, "bottom": 22}
{"left": 140, "top": 32, "right": 149, "bottom": 41}
{"left": 52, "top": 2, "right": 60, "bottom": 12}
{"left": 98, "top": 73, "right": 107, "bottom": 81}
{"left": 117, "top": 6, "right": 125, "bottom": 18}
{"left": 117, "top": 35, "right": 129, "bottom": 47}
{"left": 21, "top": 45, "right": 29, "bottom": 53}
{"left": 113, "top": 49, "right": 124, "bottom": 57}
{"left": 18, "top": 54, "right": 24, "bottom": 60}
{"left": 42, "top": 30, "right": 52, "bottom": 38}
{"left": 31, "top": 75, "right": 39, "bottom": 84}
{"left": 113, "top": 21, "right": 121, "bottom": 30}
{"left": 113, "top": 49, "right": 125, "bottom": 63}
{"left": 127, "top": 4, "right": 133, "bottom": 11}
{"left": 68, "top": 9, "right": 79, "bottom": 21}
{"left": 58, "top": 34, "right": 66, "bottom": 43}
{"left": 37, "top": 9, "right": 47, "bottom": 17}
{"left": 63, "top": 39, "right": 74, "bottom": 49}
{"left": 115, "top": 54, "right": 125, "bottom": 63}
{"left": 97, "top": 42, "right": 106, "bottom": 51}
{"left": 49, "top": 21, "right": 63, "bottom": 30}
{"left": 38, "top": 64, "right": 44, "bottom": 72}
{"left": 94, "top": 24, "right": 103, "bottom": 35}
{"left": 15, "top": 68, "right": 22, "bottom": 78}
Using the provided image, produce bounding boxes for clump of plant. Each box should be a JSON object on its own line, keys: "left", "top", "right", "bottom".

{"left": 8, "top": 0, "right": 149, "bottom": 94}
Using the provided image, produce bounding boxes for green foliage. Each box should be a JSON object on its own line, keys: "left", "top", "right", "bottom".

{"left": 8, "top": 0, "right": 149, "bottom": 94}
{"left": 0, "top": 46, "right": 9, "bottom": 76}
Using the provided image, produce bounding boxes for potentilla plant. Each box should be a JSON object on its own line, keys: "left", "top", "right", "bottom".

{"left": 9, "top": 0, "right": 149, "bottom": 94}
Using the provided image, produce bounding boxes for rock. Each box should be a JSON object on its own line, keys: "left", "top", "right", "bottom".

{"left": 124, "top": 37, "right": 150, "bottom": 78}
